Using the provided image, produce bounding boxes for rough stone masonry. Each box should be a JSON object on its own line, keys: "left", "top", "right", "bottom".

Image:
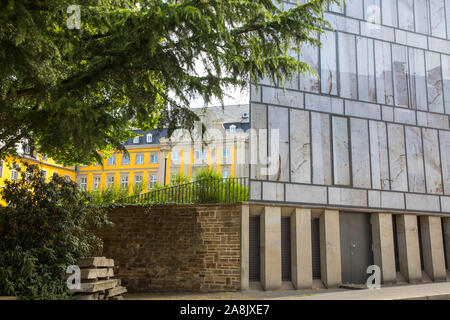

{"left": 99, "top": 204, "right": 241, "bottom": 292}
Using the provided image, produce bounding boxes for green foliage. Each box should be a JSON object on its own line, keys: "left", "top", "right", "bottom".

{"left": 120, "top": 169, "right": 248, "bottom": 205}
{"left": 194, "top": 168, "right": 222, "bottom": 181}
{"left": 170, "top": 173, "right": 190, "bottom": 186}
{"left": 87, "top": 185, "right": 132, "bottom": 204}
{"left": 0, "top": 0, "right": 338, "bottom": 165}
{"left": 0, "top": 164, "right": 109, "bottom": 299}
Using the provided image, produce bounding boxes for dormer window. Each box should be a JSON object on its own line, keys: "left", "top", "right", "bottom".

{"left": 133, "top": 136, "right": 140, "bottom": 144}
{"left": 229, "top": 125, "right": 237, "bottom": 133}
{"left": 146, "top": 133, "right": 153, "bottom": 143}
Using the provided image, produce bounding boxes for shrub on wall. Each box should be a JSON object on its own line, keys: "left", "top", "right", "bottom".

{"left": 0, "top": 164, "right": 109, "bottom": 299}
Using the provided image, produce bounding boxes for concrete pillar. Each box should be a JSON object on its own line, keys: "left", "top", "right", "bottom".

{"left": 371, "top": 213, "right": 397, "bottom": 284}
{"left": 291, "top": 208, "right": 312, "bottom": 289}
{"left": 419, "top": 216, "right": 447, "bottom": 281}
{"left": 319, "top": 210, "right": 341, "bottom": 288}
{"left": 261, "top": 206, "right": 282, "bottom": 291}
{"left": 156, "top": 150, "right": 169, "bottom": 185}
{"left": 396, "top": 215, "right": 422, "bottom": 283}
{"left": 443, "top": 218, "right": 450, "bottom": 270}
{"left": 241, "top": 204, "right": 249, "bottom": 290}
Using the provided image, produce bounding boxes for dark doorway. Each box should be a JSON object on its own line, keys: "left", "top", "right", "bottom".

{"left": 443, "top": 219, "right": 448, "bottom": 270}
{"left": 392, "top": 215, "right": 400, "bottom": 272}
{"left": 340, "top": 212, "right": 374, "bottom": 284}
{"left": 417, "top": 216, "right": 424, "bottom": 271}
{"left": 281, "top": 217, "right": 291, "bottom": 281}
{"left": 249, "top": 215, "right": 260, "bottom": 281}
{"left": 311, "top": 218, "right": 321, "bottom": 279}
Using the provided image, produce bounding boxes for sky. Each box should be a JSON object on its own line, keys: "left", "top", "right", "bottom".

{"left": 188, "top": 85, "right": 249, "bottom": 109}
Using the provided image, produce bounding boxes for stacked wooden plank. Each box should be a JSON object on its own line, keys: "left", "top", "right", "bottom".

{"left": 71, "top": 257, "right": 127, "bottom": 300}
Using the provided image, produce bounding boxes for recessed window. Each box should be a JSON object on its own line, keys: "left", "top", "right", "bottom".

{"left": 120, "top": 175, "right": 129, "bottom": 188}
{"left": 122, "top": 154, "right": 130, "bottom": 165}
{"left": 133, "top": 136, "right": 140, "bottom": 144}
{"left": 150, "top": 153, "right": 158, "bottom": 164}
{"left": 195, "top": 151, "right": 207, "bottom": 160}
{"left": 134, "top": 174, "right": 143, "bottom": 186}
{"left": 135, "top": 154, "right": 144, "bottom": 165}
{"left": 149, "top": 174, "right": 157, "bottom": 190}
{"left": 171, "top": 151, "right": 181, "bottom": 161}
{"left": 107, "top": 155, "right": 116, "bottom": 166}
{"left": 146, "top": 133, "right": 153, "bottom": 143}
{"left": 229, "top": 125, "right": 237, "bottom": 133}
{"left": 222, "top": 148, "right": 231, "bottom": 158}
{"left": 10, "top": 164, "right": 19, "bottom": 181}
{"left": 106, "top": 176, "right": 115, "bottom": 189}
{"left": 79, "top": 176, "right": 88, "bottom": 191}
{"left": 93, "top": 176, "right": 101, "bottom": 190}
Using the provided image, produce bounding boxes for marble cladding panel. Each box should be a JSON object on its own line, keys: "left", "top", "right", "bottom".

{"left": 311, "top": 112, "right": 332, "bottom": 185}
{"left": 405, "top": 126, "right": 426, "bottom": 193}
{"left": 289, "top": 109, "right": 311, "bottom": 184}
{"left": 268, "top": 106, "right": 289, "bottom": 182}
{"left": 251, "top": 2, "right": 450, "bottom": 213}
{"left": 332, "top": 116, "right": 350, "bottom": 185}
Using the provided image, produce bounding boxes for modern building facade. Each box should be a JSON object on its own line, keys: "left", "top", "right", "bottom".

{"left": 246, "top": 0, "right": 450, "bottom": 290}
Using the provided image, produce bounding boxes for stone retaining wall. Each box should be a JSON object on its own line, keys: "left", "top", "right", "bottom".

{"left": 99, "top": 204, "right": 241, "bottom": 292}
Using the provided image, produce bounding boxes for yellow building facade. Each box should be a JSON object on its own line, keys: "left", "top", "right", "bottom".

{"left": 0, "top": 154, "right": 77, "bottom": 205}
{"left": 77, "top": 146, "right": 160, "bottom": 193}
{"left": 0, "top": 105, "right": 249, "bottom": 199}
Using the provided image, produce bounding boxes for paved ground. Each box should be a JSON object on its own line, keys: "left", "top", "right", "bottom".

{"left": 277, "top": 282, "right": 450, "bottom": 300}
{"left": 124, "top": 282, "right": 450, "bottom": 300}
{"left": 125, "top": 288, "right": 343, "bottom": 300}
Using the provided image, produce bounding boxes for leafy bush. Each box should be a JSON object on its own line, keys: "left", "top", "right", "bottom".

{"left": 170, "top": 173, "right": 190, "bottom": 186}
{"left": 0, "top": 164, "right": 109, "bottom": 299}
{"left": 119, "top": 169, "right": 248, "bottom": 204}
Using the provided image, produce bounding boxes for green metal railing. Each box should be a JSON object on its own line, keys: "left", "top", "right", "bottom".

{"left": 118, "top": 177, "right": 249, "bottom": 204}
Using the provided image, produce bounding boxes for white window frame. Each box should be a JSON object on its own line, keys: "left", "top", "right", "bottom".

{"left": 134, "top": 174, "right": 143, "bottom": 186}
{"left": 122, "top": 154, "right": 130, "bottom": 165}
{"left": 195, "top": 150, "right": 207, "bottom": 160}
{"left": 229, "top": 125, "right": 237, "bottom": 133}
{"left": 133, "top": 136, "right": 140, "bottom": 144}
{"left": 120, "top": 175, "right": 129, "bottom": 188}
{"left": 171, "top": 151, "right": 181, "bottom": 161}
{"left": 146, "top": 133, "right": 153, "bottom": 143}
{"left": 222, "top": 148, "right": 231, "bottom": 158}
{"left": 107, "top": 155, "right": 116, "bottom": 166}
{"left": 79, "top": 176, "right": 88, "bottom": 191}
{"left": 93, "top": 176, "right": 101, "bottom": 190}
{"left": 148, "top": 174, "right": 157, "bottom": 190}
{"left": 106, "top": 175, "right": 115, "bottom": 189}
{"left": 135, "top": 154, "right": 144, "bottom": 165}
{"left": 10, "top": 164, "right": 20, "bottom": 181}
{"left": 150, "top": 153, "right": 158, "bottom": 164}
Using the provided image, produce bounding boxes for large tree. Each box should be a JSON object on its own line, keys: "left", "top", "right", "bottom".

{"left": 0, "top": 0, "right": 338, "bottom": 165}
